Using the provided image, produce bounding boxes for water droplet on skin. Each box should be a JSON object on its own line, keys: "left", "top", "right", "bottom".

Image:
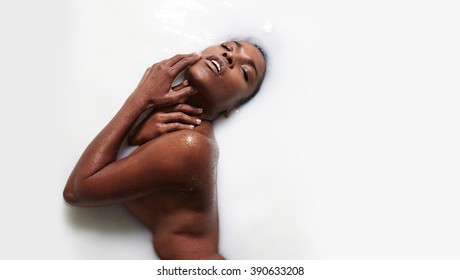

{"left": 185, "top": 134, "right": 194, "bottom": 145}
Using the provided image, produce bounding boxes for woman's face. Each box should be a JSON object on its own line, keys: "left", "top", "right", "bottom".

{"left": 185, "top": 40, "right": 266, "bottom": 115}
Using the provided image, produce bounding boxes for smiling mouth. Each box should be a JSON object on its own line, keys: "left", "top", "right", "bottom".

{"left": 211, "top": 59, "right": 220, "bottom": 73}
{"left": 205, "top": 55, "right": 226, "bottom": 76}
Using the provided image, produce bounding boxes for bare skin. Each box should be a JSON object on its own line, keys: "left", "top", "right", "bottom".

{"left": 64, "top": 40, "right": 266, "bottom": 259}
{"left": 124, "top": 121, "right": 221, "bottom": 259}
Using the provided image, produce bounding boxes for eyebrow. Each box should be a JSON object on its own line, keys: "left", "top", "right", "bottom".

{"left": 233, "top": 40, "right": 259, "bottom": 79}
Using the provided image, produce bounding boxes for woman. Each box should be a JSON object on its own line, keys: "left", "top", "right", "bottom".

{"left": 64, "top": 40, "right": 267, "bottom": 260}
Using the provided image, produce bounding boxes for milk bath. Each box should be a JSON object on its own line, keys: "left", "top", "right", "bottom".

{"left": 64, "top": 0, "right": 460, "bottom": 259}
{"left": 3, "top": 0, "right": 458, "bottom": 259}
{"left": 65, "top": 0, "right": 295, "bottom": 259}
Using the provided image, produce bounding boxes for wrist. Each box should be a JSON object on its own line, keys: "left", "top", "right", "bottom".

{"left": 128, "top": 91, "right": 153, "bottom": 110}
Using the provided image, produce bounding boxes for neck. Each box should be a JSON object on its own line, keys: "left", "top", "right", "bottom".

{"left": 185, "top": 95, "right": 220, "bottom": 122}
{"left": 192, "top": 119, "right": 215, "bottom": 137}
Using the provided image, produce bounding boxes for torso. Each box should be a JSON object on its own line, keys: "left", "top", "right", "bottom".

{"left": 123, "top": 122, "right": 223, "bottom": 259}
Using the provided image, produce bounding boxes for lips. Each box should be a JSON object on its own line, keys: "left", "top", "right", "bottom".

{"left": 205, "top": 55, "right": 227, "bottom": 76}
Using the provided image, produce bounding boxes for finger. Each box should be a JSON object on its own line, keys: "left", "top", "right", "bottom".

{"left": 166, "top": 86, "right": 198, "bottom": 104}
{"left": 165, "top": 53, "right": 196, "bottom": 67}
{"left": 153, "top": 86, "right": 197, "bottom": 109}
{"left": 172, "top": 79, "right": 189, "bottom": 91}
{"left": 171, "top": 103, "right": 203, "bottom": 115}
{"left": 159, "top": 103, "right": 202, "bottom": 115}
{"left": 162, "top": 112, "right": 201, "bottom": 126}
{"left": 168, "top": 54, "right": 201, "bottom": 77}
{"left": 161, "top": 123, "right": 196, "bottom": 134}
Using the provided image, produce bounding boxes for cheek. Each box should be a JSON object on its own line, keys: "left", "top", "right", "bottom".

{"left": 214, "top": 74, "right": 253, "bottom": 107}
{"left": 222, "top": 74, "right": 253, "bottom": 98}
{"left": 220, "top": 72, "right": 246, "bottom": 92}
{"left": 186, "top": 61, "right": 207, "bottom": 82}
{"left": 186, "top": 63, "right": 250, "bottom": 106}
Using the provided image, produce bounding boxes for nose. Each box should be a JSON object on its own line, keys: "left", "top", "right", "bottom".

{"left": 222, "top": 52, "right": 235, "bottom": 69}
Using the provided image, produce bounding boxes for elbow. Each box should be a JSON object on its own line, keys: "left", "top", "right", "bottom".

{"left": 63, "top": 188, "right": 77, "bottom": 205}
{"left": 63, "top": 178, "right": 84, "bottom": 206}
{"left": 63, "top": 180, "right": 78, "bottom": 206}
{"left": 63, "top": 178, "right": 97, "bottom": 207}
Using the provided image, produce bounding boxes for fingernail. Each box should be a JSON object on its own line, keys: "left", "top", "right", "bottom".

{"left": 189, "top": 125, "right": 195, "bottom": 129}
{"left": 196, "top": 118, "right": 201, "bottom": 124}
{"left": 197, "top": 108, "right": 203, "bottom": 113}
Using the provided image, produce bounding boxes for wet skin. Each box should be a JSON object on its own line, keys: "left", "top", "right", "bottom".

{"left": 64, "top": 41, "right": 266, "bottom": 260}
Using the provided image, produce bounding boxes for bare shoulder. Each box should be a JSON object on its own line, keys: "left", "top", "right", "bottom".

{"left": 132, "top": 123, "right": 219, "bottom": 190}
{"left": 154, "top": 126, "right": 218, "bottom": 160}
{"left": 167, "top": 129, "right": 217, "bottom": 151}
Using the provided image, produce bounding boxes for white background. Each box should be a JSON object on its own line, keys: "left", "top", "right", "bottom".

{"left": 1, "top": 0, "right": 459, "bottom": 259}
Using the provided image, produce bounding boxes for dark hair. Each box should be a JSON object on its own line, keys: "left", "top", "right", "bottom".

{"left": 237, "top": 41, "right": 267, "bottom": 107}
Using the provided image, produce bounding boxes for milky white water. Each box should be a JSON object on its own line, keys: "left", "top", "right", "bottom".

{"left": 1, "top": 0, "right": 460, "bottom": 259}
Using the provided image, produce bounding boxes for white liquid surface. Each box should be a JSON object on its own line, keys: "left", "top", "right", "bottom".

{"left": 1, "top": 0, "right": 460, "bottom": 259}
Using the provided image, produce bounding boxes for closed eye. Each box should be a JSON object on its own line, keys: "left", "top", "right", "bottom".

{"left": 241, "top": 67, "right": 248, "bottom": 82}
{"left": 221, "top": 43, "right": 231, "bottom": 51}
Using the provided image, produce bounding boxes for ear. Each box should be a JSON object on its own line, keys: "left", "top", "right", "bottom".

{"left": 222, "top": 97, "right": 245, "bottom": 118}
{"left": 223, "top": 103, "right": 239, "bottom": 118}
{"left": 224, "top": 109, "right": 232, "bottom": 118}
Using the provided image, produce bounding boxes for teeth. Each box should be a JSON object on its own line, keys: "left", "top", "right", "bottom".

{"left": 211, "top": 59, "right": 220, "bottom": 73}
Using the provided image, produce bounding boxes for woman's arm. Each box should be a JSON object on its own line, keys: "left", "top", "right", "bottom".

{"left": 64, "top": 53, "right": 202, "bottom": 206}
{"left": 64, "top": 129, "right": 216, "bottom": 207}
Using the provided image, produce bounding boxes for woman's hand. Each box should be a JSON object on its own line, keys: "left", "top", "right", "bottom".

{"left": 131, "top": 53, "right": 201, "bottom": 108}
{"left": 128, "top": 103, "right": 203, "bottom": 146}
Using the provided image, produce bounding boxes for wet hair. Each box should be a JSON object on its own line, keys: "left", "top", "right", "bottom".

{"left": 237, "top": 40, "right": 268, "bottom": 107}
